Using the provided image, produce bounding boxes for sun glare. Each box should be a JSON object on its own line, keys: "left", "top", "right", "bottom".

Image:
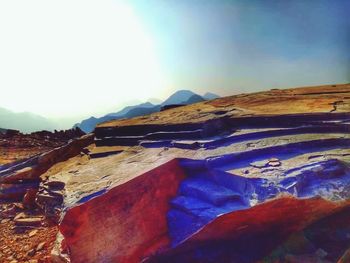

{"left": 0, "top": 0, "right": 165, "bottom": 118}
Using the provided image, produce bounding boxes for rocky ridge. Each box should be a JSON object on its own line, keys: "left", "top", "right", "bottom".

{"left": 1, "top": 83, "right": 350, "bottom": 262}
{"left": 75, "top": 90, "right": 218, "bottom": 133}
{"left": 0, "top": 128, "right": 85, "bottom": 165}
{"left": 0, "top": 128, "right": 90, "bottom": 263}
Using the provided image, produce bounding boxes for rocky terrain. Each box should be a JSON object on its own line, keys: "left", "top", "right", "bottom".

{"left": 0, "top": 128, "right": 85, "bottom": 165}
{"left": 0, "top": 128, "right": 88, "bottom": 263}
{"left": 1, "top": 83, "right": 350, "bottom": 262}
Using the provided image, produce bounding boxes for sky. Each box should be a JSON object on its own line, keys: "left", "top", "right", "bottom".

{"left": 0, "top": 0, "right": 349, "bottom": 127}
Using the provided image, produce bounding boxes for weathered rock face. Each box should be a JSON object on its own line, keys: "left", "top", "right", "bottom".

{"left": 0, "top": 131, "right": 92, "bottom": 263}
{"left": 59, "top": 155, "right": 350, "bottom": 263}
{"left": 2, "top": 84, "right": 350, "bottom": 263}
{"left": 0, "top": 134, "right": 94, "bottom": 202}
{"left": 60, "top": 159, "right": 186, "bottom": 263}
{"left": 263, "top": 206, "right": 350, "bottom": 262}
{"left": 53, "top": 84, "right": 350, "bottom": 262}
{"left": 147, "top": 197, "right": 347, "bottom": 263}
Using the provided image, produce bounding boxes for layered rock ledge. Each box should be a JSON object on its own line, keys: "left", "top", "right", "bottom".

{"left": 1, "top": 84, "right": 350, "bottom": 263}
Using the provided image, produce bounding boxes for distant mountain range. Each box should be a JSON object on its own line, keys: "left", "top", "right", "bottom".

{"left": 0, "top": 107, "right": 56, "bottom": 133}
{"left": 0, "top": 90, "right": 219, "bottom": 133}
{"left": 75, "top": 90, "right": 220, "bottom": 133}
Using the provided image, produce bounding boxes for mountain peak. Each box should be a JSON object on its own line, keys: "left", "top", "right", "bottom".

{"left": 75, "top": 89, "right": 211, "bottom": 132}
{"left": 161, "top": 90, "right": 197, "bottom": 106}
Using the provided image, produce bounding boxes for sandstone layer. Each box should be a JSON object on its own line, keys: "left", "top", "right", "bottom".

{"left": 1, "top": 84, "right": 350, "bottom": 263}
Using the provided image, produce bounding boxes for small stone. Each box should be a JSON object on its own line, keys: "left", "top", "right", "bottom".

{"left": 2, "top": 206, "right": 17, "bottom": 217}
{"left": 23, "top": 245, "right": 30, "bottom": 251}
{"left": 27, "top": 249, "right": 36, "bottom": 257}
{"left": 14, "top": 212, "right": 26, "bottom": 220}
{"left": 47, "top": 180, "right": 65, "bottom": 189}
{"left": 36, "top": 242, "right": 46, "bottom": 251}
{"left": 14, "top": 203, "right": 24, "bottom": 210}
{"left": 268, "top": 161, "right": 281, "bottom": 167}
{"left": 23, "top": 188, "right": 38, "bottom": 209}
{"left": 14, "top": 217, "right": 42, "bottom": 227}
{"left": 250, "top": 160, "right": 268, "bottom": 168}
{"left": 28, "top": 229, "right": 38, "bottom": 237}
{"left": 1, "top": 218, "right": 10, "bottom": 223}
{"left": 36, "top": 193, "right": 63, "bottom": 204}
{"left": 28, "top": 260, "right": 38, "bottom": 263}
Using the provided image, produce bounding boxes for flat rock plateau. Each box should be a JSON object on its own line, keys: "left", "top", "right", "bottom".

{"left": 1, "top": 83, "right": 350, "bottom": 263}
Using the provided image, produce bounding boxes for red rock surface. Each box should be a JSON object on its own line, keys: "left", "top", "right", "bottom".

{"left": 2, "top": 84, "right": 350, "bottom": 263}
{"left": 60, "top": 159, "right": 186, "bottom": 263}
{"left": 56, "top": 84, "right": 350, "bottom": 263}
{"left": 147, "top": 197, "right": 347, "bottom": 262}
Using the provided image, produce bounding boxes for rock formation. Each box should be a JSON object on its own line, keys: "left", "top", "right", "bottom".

{"left": 0, "top": 129, "right": 92, "bottom": 263}
{"left": 1, "top": 83, "right": 350, "bottom": 263}
{"left": 0, "top": 127, "right": 85, "bottom": 165}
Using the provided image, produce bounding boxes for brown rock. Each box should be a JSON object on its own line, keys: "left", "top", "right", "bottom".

{"left": 1, "top": 218, "right": 10, "bottom": 223}
{"left": 50, "top": 232, "right": 77, "bottom": 263}
{"left": 36, "top": 242, "right": 46, "bottom": 251}
{"left": 14, "top": 203, "right": 24, "bottom": 210}
{"left": 27, "top": 249, "right": 36, "bottom": 257}
{"left": 46, "top": 180, "right": 65, "bottom": 190}
{"left": 28, "top": 229, "right": 38, "bottom": 237}
{"left": 14, "top": 217, "right": 42, "bottom": 227}
{"left": 36, "top": 193, "right": 63, "bottom": 205}
{"left": 23, "top": 245, "right": 30, "bottom": 251}
{"left": 23, "top": 188, "right": 38, "bottom": 209}
{"left": 1, "top": 166, "right": 34, "bottom": 184}
{"left": 14, "top": 212, "right": 26, "bottom": 220}
{"left": 2, "top": 205, "right": 17, "bottom": 217}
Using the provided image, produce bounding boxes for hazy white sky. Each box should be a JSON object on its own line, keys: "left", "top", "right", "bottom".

{"left": 0, "top": 0, "right": 168, "bottom": 120}
{"left": 0, "top": 0, "right": 349, "bottom": 127}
